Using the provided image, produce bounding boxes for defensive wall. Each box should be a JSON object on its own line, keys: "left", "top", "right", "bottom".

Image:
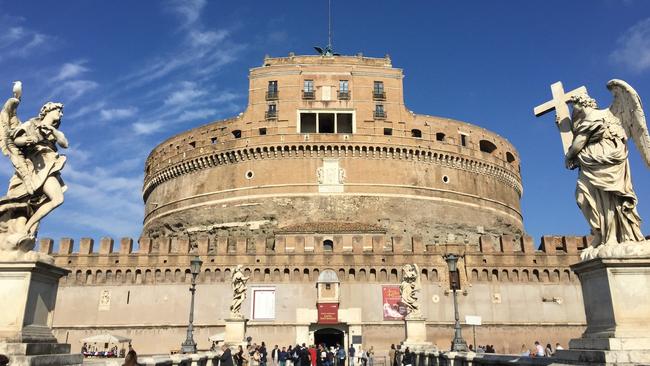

{"left": 43, "top": 234, "right": 587, "bottom": 354}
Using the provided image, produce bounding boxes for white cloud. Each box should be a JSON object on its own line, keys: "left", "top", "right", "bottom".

{"left": 0, "top": 25, "right": 51, "bottom": 60}
{"left": 189, "top": 29, "right": 228, "bottom": 47}
{"left": 100, "top": 107, "right": 138, "bottom": 121}
{"left": 164, "top": 81, "right": 206, "bottom": 106}
{"left": 178, "top": 108, "right": 216, "bottom": 122}
{"left": 167, "top": 0, "right": 206, "bottom": 27}
{"left": 65, "top": 100, "right": 106, "bottom": 120}
{"left": 60, "top": 79, "right": 99, "bottom": 100}
{"left": 610, "top": 18, "right": 650, "bottom": 73}
{"left": 133, "top": 120, "right": 165, "bottom": 135}
{"left": 55, "top": 61, "right": 89, "bottom": 81}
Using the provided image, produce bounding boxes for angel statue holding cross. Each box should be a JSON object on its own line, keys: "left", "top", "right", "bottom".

{"left": 535, "top": 79, "right": 650, "bottom": 260}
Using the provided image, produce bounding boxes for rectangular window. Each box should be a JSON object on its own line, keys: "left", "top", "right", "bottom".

{"left": 338, "top": 80, "right": 350, "bottom": 100}
{"left": 336, "top": 113, "right": 353, "bottom": 133}
{"left": 460, "top": 134, "right": 467, "bottom": 147}
{"left": 265, "top": 104, "right": 277, "bottom": 119}
{"left": 384, "top": 128, "right": 393, "bottom": 136}
{"left": 373, "top": 81, "right": 385, "bottom": 100}
{"left": 304, "top": 80, "right": 314, "bottom": 92}
{"left": 300, "top": 113, "right": 317, "bottom": 133}
{"left": 266, "top": 81, "right": 278, "bottom": 100}
{"left": 373, "top": 81, "right": 384, "bottom": 93}
{"left": 303, "top": 80, "right": 315, "bottom": 99}
{"left": 251, "top": 287, "right": 275, "bottom": 320}
{"left": 319, "top": 113, "right": 335, "bottom": 133}
{"left": 259, "top": 127, "right": 267, "bottom": 135}
{"left": 374, "top": 104, "right": 386, "bottom": 119}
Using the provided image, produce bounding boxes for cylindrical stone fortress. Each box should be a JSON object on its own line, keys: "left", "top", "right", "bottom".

{"left": 142, "top": 54, "right": 523, "bottom": 244}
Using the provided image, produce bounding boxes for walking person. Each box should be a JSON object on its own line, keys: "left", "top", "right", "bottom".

{"left": 401, "top": 347, "right": 412, "bottom": 366}
{"left": 336, "top": 344, "right": 346, "bottom": 366}
{"left": 220, "top": 345, "right": 235, "bottom": 366}
{"left": 234, "top": 345, "right": 246, "bottom": 366}
{"left": 388, "top": 345, "right": 395, "bottom": 366}
{"left": 272, "top": 345, "right": 280, "bottom": 366}
{"left": 348, "top": 344, "right": 356, "bottom": 366}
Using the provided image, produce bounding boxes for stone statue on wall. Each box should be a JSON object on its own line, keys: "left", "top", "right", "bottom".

{"left": 0, "top": 82, "right": 67, "bottom": 262}
{"left": 400, "top": 263, "right": 422, "bottom": 319}
{"left": 538, "top": 79, "right": 650, "bottom": 260}
{"left": 230, "top": 264, "right": 250, "bottom": 318}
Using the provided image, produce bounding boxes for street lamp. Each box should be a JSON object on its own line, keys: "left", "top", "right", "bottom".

{"left": 444, "top": 253, "right": 468, "bottom": 352}
{"left": 181, "top": 255, "right": 203, "bottom": 354}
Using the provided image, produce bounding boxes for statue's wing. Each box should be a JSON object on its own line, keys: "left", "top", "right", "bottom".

{"left": 607, "top": 79, "right": 650, "bottom": 167}
{"left": 0, "top": 97, "right": 19, "bottom": 156}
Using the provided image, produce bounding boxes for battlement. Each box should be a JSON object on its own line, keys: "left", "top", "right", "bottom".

{"left": 38, "top": 234, "right": 587, "bottom": 257}
{"left": 39, "top": 234, "right": 585, "bottom": 287}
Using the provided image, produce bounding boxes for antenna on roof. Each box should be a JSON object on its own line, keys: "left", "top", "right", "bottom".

{"left": 314, "top": 0, "right": 340, "bottom": 56}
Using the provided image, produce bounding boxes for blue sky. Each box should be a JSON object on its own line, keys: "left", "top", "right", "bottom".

{"left": 1, "top": 1, "right": 649, "bottom": 246}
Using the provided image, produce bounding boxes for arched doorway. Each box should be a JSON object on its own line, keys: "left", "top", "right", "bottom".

{"left": 314, "top": 328, "right": 344, "bottom": 348}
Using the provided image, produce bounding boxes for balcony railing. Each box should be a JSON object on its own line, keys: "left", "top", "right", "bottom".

{"left": 374, "top": 110, "right": 386, "bottom": 119}
{"left": 338, "top": 90, "right": 350, "bottom": 100}
{"left": 266, "top": 90, "right": 278, "bottom": 100}
{"left": 302, "top": 90, "right": 315, "bottom": 100}
{"left": 373, "top": 91, "right": 386, "bottom": 100}
{"left": 265, "top": 110, "right": 278, "bottom": 120}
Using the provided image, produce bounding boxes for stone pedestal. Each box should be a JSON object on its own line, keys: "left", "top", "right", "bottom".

{"left": 403, "top": 318, "right": 433, "bottom": 351}
{"left": 0, "top": 260, "right": 83, "bottom": 365}
{"left": 224, "top": 318, "right": 247, "bottom": 348}
{"left": 555, "top": 256, "right": 650, "bottom": 366}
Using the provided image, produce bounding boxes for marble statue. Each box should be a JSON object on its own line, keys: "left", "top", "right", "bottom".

{"left": 536, "top": 79, "right": 650, "bottom": 260}
{"left": 0, "top": 82, "right": 67, "bottom": 262}
{"left": 230, "top": 264, "right": 250, "bottom": 318}
{"left": 400, "top": 263, "right": 422, "bottom": 319}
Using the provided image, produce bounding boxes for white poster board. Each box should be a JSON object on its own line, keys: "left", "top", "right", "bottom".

{"left": 251, "top": 287, "right": 276, "bottom": 320}
{"left": 465, "top": 315, "right": 482, "bottom": 325}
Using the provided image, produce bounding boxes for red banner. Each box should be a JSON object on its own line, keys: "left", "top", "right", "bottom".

{"left": 382, "top": 285, "right": 407, "bottom": 320}
{"left": 317, "top": 303, "right": 339, "bottom": 324}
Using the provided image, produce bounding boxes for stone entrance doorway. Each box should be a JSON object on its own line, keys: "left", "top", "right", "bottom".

{"left": 314, "top": 328, "right": 344, "bottom": 348}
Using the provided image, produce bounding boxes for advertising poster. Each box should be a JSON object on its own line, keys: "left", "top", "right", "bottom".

{"left": 382, "top": 285, "right": 407, "bottom": 320}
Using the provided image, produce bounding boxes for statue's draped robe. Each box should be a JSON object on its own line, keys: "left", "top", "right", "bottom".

{"left": 574, "top": 109, "right": 644, "bottom": 245}
{"left": 230, "top": 271, "right": 247, "bottom": 315}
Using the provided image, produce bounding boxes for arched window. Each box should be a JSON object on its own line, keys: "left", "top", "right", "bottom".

{"left": 232, "top": 130, "right": 242, "bottom": 139}
{"left": 506, "top": 151, "right": 516, "bottom": 163}
{"left": 479, "top": 140, "right": 497, "bottom": 154}
{"left": 323, "top": 239, "right": 334, "bottom": 252}
{"left": 411, "top": 129, "right": 422, "bottom": 138}
{"left": 436, "top": 132, "right": 445, "bottom": 141}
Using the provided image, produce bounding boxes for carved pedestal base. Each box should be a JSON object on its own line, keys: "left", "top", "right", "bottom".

{"left": 0, "top": 261, "right": 82, "bottom": 366}
{"left": 403, "top": 318, "right": 434, "bottom": 352}
{"left": 555, "top": 256, "right": 650, "bottom": 366}
{"left": 224, "top": 318, "right": 248, "bottom": 348}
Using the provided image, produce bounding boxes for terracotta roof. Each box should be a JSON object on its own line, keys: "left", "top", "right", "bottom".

{"left": 276, "top": 222, "right": 385, "bottom": 234}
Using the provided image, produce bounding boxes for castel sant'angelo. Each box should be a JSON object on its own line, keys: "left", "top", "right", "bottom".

{"left": 45, "top": 52, "right": 588, "bottom": 354}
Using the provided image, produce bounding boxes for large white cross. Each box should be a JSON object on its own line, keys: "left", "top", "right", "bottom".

{"left": 533, "top": 81, "right": 588, "bottom": 154}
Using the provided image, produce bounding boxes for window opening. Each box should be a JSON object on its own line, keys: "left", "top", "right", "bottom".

{"left": 411, "top": 129, "right": 422, "bottom": 138}
{"left": 460, "top": 134, "right": 467, "bottom": 147}
{"left": 319, "top": 113, "right": 335, "bottom": 133}
{"left": 300, "top": 113, "right": 317, "bottom": 133}
{"left": 266, "top": 81, "right": 278, "bottom": 100}
{"left": 303, "top": 80, "right": 315, "bottom": 99}
{"left": 336, "top": 113, "right": 353, "bottom": 133}
{"left": 323, "top": 239, "right": 334, "bottom": 252}
{"left": 436, "top": 133, "right": 445, "bottom": 142}
{"left": 374, "top": 104, "right": 386, "bottom": 119}
{"left": 373, "top": 81, "right": 385, "bottom": 99}
{"left": 259, "top": 127, "right": 267, "bottom": 136}
{"left": 479, "top": 140, "right": 497, "bottom": 153}
{"left": 384, "top": 128, "right": 393, "bottom": 136}
{"left": 232, "top": 130, "right": 242, "bottom": 139}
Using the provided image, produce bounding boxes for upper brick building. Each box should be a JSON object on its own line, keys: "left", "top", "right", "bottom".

{"left": 142, "top": 54, "right": 523, "bottom": 246}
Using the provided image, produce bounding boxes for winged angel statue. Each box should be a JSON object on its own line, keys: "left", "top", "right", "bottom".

{"left": 0, "top": 82, "right": 67, "bottom": 262}
{"left": 564, "top": 80, "right": 650, "bottom": 259}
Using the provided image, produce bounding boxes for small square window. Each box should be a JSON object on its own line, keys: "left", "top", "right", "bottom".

{"left": 384, "top": 128, "right": 393, "bottom": 136}
{"left": 259, "top": 127, "right": 267, "bottom": 135}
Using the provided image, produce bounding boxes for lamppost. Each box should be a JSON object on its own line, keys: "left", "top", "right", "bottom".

{"left": 444, "top": 253, "right": 468, "bottom": 352}
{"left": 181, "top": 255, "right": 203, "bottom": 354}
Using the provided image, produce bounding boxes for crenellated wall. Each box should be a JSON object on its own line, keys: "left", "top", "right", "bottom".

{"left": 40, "top": 234, "right": 585, "bottom": 288}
